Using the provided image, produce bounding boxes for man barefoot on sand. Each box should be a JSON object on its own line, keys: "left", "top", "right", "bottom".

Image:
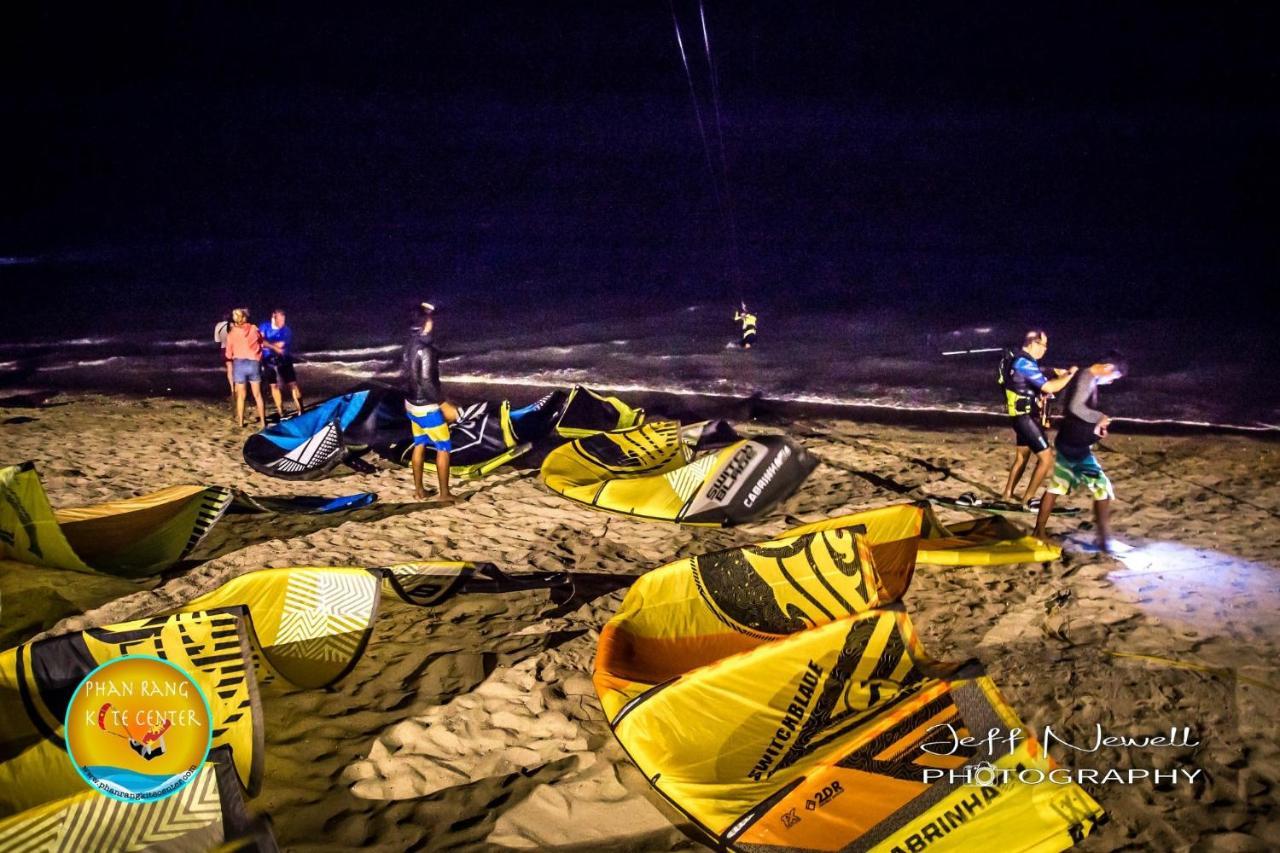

{"left": 404, "top": 302, "right": 458, "bottom": 502}
{"left": 260, "top": 308, "right": 304, "bottom": 419}
{"left": 1034, "top": 354, "right": 1126, "bottom": 552}
{"left": 999, "top": 329, "right": 1077, "bottom": 506}
{"left": 223, "top": 308, "right": 267, "bottom": 428}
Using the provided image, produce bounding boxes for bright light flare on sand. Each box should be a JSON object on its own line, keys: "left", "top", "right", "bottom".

{"left": 1108, "top": 540, "right": 1280, "bottom": 633}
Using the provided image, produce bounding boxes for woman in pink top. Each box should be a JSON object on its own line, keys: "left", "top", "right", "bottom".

{"left": 224, "top": 307, "right": 267, "bottom": 427}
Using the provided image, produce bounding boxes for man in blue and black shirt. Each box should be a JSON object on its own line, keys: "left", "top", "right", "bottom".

{"left": 998, "top": 329, "right": 1076, "bottom": 505}
{"left": 260, "top": 308, "right": 304, "bottom": 419}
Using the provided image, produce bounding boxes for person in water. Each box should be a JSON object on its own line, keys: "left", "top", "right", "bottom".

{"left": 223, "top": 307, "right": 268, "bottom": 428}
{"left": 259, "top": 308, "right": 304, "bottom": 419}
{"left": 1034, "top": 354, "right": 1126, "bottom": 552}
{"left": 404, "top": 302, "right": 458, "bottom": 502}
{"left": 999, "top": 329, "right": 1077, "bottom": 505}
{"left": 735, "top": 303, "right": 757, "bottom": 349}
{"left": 213, "top": 313, "right": 234, "bottom": 407}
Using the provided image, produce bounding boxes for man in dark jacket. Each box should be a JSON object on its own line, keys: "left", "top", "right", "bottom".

{"left": 1033, "top": 354, "right": 1126, "bottom": 552}
{"left": 404, "top": 302, "right": 459, "bottom": 502}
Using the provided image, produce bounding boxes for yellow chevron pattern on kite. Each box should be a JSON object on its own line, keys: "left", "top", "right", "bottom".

{"left": 596, "top": 507, "right": 1103, "bottom": 852}
{"left": 0, "top": 609, "right": 264, "bottom": 816}
{"left": 0, "top": 763, "right": 227, "bottom": 852}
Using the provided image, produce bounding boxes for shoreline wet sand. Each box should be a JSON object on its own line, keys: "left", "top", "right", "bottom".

{"left": 3, "top": 391, "right": 1278, "bottom": 851}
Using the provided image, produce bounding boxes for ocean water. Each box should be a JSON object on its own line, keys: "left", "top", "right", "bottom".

{"left": 5, "top": 78, "right": 1273, "bottom": 433}
{"left": 2, "top": 262, "right": 1276, "bottom": 431}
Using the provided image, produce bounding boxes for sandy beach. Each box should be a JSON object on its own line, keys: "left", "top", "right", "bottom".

{"left": 3, "top": 392, "right": 1278, "bottom": 851}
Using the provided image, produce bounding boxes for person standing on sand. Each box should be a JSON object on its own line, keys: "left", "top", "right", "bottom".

{"left": 223, "top": 308, "right": 267, "bottom": 428}
{"left": 259, "top": 308, "right": 304, "bottom": 419}
{"left": 998, "top": 329, "right": 1076, "bottom": 506}
{"left": 1034, "top": 354, "right": 1126, "bottom": 552}
{"left": 213, "top": 313, "right": 234, "bottom": 407}
{"left": 735, "top": 303, "right": 757, "bottom": 349}
{"left": 404, "top": 302, "right": 458, "bottom": 503}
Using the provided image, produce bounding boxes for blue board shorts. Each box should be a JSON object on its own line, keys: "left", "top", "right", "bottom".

{"left": 232, "top": 358, "right": 261, "bottom": 384}
{"left": 405, "top": 401, "right": 453, "bottom": 452}
{"left": 1047, "top": 451, "right": 1114, "bottom": 501}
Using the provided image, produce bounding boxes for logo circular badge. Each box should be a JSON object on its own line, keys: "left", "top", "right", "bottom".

{"left": 65, "top": 655, "right": 212, "bottom": 802}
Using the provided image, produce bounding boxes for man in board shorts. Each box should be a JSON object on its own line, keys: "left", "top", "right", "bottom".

{"left": 404, "top": 301, "right": 458, "bottom": 502}
{"left": 1034, "top": 354, "right": 1126, "bottom": 552}
{"left": 998, "top": 329, "right": 1077, "bottom": 505}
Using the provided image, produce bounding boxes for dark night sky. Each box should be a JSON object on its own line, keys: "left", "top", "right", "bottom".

{"left": 2, "top": 2, "right": 1277, "bottom": 325}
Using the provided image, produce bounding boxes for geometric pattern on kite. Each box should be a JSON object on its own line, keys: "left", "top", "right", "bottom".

{"left": 0, "top": 461, "right": 233, "bottom": 578}
{"left": 83, "top": 610, "right": 265, "bottom": 799}
{"left": 786, "top": 504, "right": 1061, "bottom": 567}
{"left": 244, "top": 387, "right": 572, "bottom": 482}
{"left": 178, "top": 567, "right": 383, "bottom": 691}
{"left": 177, "top": 563, "right": 572, "bottom": 690}
{"left": 275, "top": 570, "right": 379, "bottom": 657}
{"left": 0, "top": 609, "right": 265, "bottom": 817}
{"left": 605, "top": 609, "right": 1105, "bottom": 853}
{"left": 542, "top": 420, "right": 816, "bottom": 527}
{"left": 664, "top": 453, "right": 720, "bottom": 502}
{"left": 595, "top": 505, "right": 1105, "bottom": 851}
{"left": 593, "top": 504, "right": 922, "bottom": 720}
{"left": 0, "top": 749, "right": 277, "bottom": 853}
{"left": 553, "top": 385, "right": 645, "bottom": 439}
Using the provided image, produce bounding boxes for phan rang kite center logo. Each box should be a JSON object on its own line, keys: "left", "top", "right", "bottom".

{"left": 65, "top": 655, "right": 212, "bottom": 802}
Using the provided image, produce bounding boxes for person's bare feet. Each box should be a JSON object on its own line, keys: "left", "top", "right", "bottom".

{"left": 436, "top": 494, "right": 457, "bottom": 506}
{"left": 414, "top": 489, "right": 428, "bottom": 501}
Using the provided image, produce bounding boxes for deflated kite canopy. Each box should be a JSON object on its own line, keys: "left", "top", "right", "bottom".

{"left": 243, "top": 387, "right": 569, "bottom": 480}
{"left": 0, "top": 748, "right": 276, "bottom": 852}
{"left": 177, "top": 562, "right": 568, "bottom": 689}
{"left": 595, "top": 506, "right": 1105, "bottom": 852}
{"left": 242, "top": 389, "right": 383, "bottom": 480}
{"left": 0, "top": 607, "right": 266, "bottom": 817}
{"left": 0, "top": 465, "right": 381, "bottom": 648}
{"left": 595, "top": 503, "right": 925, "bottom": 718}
{"left": 787, "top": 504, "right": 1062, "bottom": 566}
{"left": 554, "top": 385, "right": 645, "bottom": 438}
{"left": 540, "top": 420, "right": 815, "bottom": 526}
{"left": 0, "top": 561, "right": 567, "bottom": 839}
{"left": 399, "top": 389, "right": 570, "bottom": 480}
{"left": 0, "top": 461, "right": 232, "bottom": 577}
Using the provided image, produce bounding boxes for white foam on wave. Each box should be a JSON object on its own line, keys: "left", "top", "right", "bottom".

{"left": 306, "top": 345, "right": 401, "bottom": 358}
{"left": 0, "top": 336, "right": 118, "bottom": 350}
{"left": 40, "top": 357, "right": 126, "bottom": 371}
{"left": 438, "top": 370, "right": 1278, "bottom": 434}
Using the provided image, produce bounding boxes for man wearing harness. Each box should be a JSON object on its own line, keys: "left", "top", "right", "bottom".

{"left": 734, "top": 303, "right": 757, "bottom": 349}
{"left": 999, "top": 329, "right": 1077, "bottom": 506}
{"left": 404, "top": 302, "right": 459, "bottom": 503}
